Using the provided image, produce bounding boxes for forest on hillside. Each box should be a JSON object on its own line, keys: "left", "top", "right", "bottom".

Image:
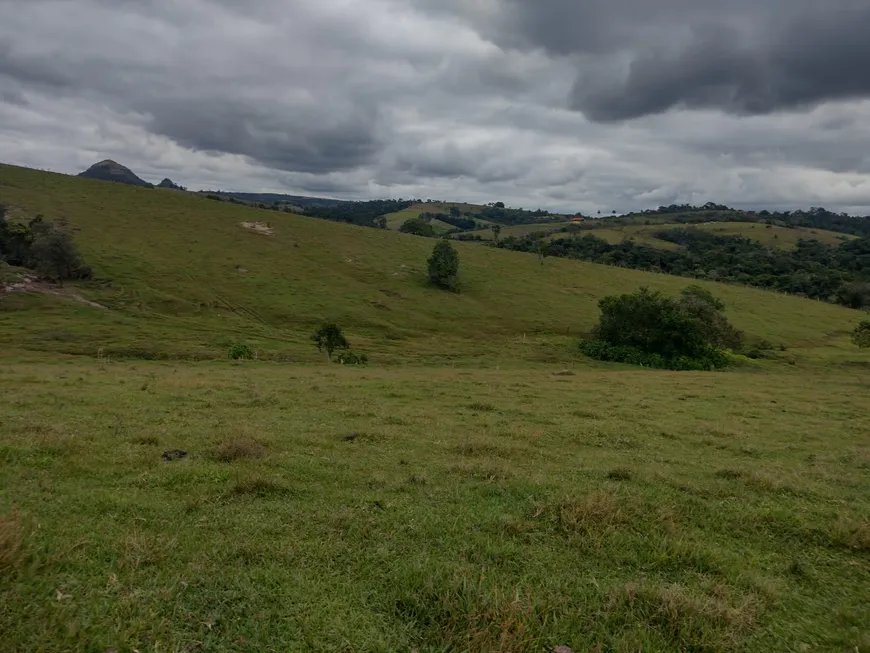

{"left": 499, "top": 228, "right": 870, "bottom": 308}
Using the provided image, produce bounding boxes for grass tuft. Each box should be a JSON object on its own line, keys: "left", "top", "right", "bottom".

{"left": 213, "top": 437, "right": 267, "bottom": 462}
{"left": 607, "top": 468, "right": 634, "bottom": 481}
{"left": 230, "top": 477, "right": 290, "bottom": 497}
{"left": 0, "top": 511, "right": 24, "bottom": 573}
{"left": 131, "top": 435, "right": 160, "bottom": 446}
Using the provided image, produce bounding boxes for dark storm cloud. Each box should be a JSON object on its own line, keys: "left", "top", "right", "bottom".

{"left": 418, "top": 0, "right": 870, "bottom": 121}
{"left": 2, "top": 0, "right": 870, "bottom": 212}
{"left": 146, "top": 97, "right": 384, "bottom": 174}
{"left": 571, "top": 6, "right": 870, "bottom": 121}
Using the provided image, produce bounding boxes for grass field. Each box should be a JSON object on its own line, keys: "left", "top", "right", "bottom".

{"left": 383, "top": 203, "right": 490, "bottom": 233}
{"left": 1, "top": 357, "right": 868, "bottom": 652}
{"left": 2, "top": 164, "right": 870, "bottom": 651}
{"left": 689, "top": 222, "right": 856, "bottom": 248}
{"left": 572, "top": 222, "right": 855, "bottom": 251}
{"left": 2, "top": 163, "right": 865, "bottom": 365}
{"left": 461, "top": 221, "right": 575, "bottom": 241}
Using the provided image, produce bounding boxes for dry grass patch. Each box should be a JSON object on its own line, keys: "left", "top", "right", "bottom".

{"left": 606, "top": 582, "right": 759, "bottom": 651}
{"left": 0, "top": 511, "right": 24, "bottom": 573}
{"left": 213, "top": 437, "right": 267, "bottom": 462}
{"left": 230, "top": 477, "right": 290, "bottom": 498}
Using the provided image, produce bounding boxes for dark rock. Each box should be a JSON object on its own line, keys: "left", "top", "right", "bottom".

{"left": 161, "top": 450, "right": 188, "bottom": 461}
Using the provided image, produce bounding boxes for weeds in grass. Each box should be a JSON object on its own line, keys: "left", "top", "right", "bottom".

{"left": 0, "top": 511, "right": 23, "bottom": 573}
{"left": 230, "top": 477, "right": 290, "bottom": 497}
{"left": 536, "top": 492, "right": 632, "bottom": 534}
{"left": 213, "top": 437, "right": 267, "bottom": 462}
{"left": 607, "top": 468, "right": 634, "bottom": 481}
{"left": 131, "top": 435, "right": 160, "bottom": 446}
{"left": 453, "top": 442, "right": 513, "bottom": 459}
{"left": 605, "top": 582, "right": 759, "bottom": 651}
{"left": 467, "top": 402, "right": 498, "bottom": 412}
{"left": 828, "top": 516, "right": 870, "bottom": 552}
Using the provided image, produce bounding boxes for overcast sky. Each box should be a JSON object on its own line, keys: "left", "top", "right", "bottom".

{"left": 2, "top": 0, "right": 870, "bottom": 214}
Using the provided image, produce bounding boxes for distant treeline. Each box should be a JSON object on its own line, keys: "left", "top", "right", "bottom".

{"left": 627, "top": 204, "right": 870, "bottom": 238}
{"left": 302, "top": 200, "right": 415, "bottom": 228}
{"left": 498, "top": 229, "right": 870, "bottom": 308}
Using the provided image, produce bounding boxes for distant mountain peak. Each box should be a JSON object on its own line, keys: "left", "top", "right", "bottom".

{"left": 78, "top": 160, "right": 151, "bottom": 187}
{"left": 158, "top": 178, "right": 184, "bottom": 190}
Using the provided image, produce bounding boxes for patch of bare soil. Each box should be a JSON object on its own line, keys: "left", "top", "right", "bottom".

{"left": 240, "top": 221, "right": 274, "bottom": 235}
{"left": 2, "top": 273, "right": 106, "bottom": 309}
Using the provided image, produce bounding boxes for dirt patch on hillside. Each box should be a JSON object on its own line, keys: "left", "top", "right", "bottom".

{"left": 241, "top": 221, "right": 274, "bottom": 236}
{"left": 2, "top": 273, "right": 106, "bottom": 309}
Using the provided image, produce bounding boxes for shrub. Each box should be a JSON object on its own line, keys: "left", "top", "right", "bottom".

{"left": 228, "top": 342, "right": 255, "bottom": 360}
{"left": 580, "top": 286, "right": 739, "bottom": 370}
{"left": 579, "top": 340, "right": 729, "bottom": 370}
{"left": 335, "top": 350, "right": 368, "bottom": 365}
{"left": 853, "top": 321, "right": 870, "bottom": 349}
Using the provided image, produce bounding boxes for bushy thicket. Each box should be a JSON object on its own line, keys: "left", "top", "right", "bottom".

{"left": 499, "top": 230, "right": 870, "bottom": 308}
{"left": 580, "top": 286, "right": 741, "bottom": 370}
{"left": 0, "top": 208, "right": 88, "bottom": 285}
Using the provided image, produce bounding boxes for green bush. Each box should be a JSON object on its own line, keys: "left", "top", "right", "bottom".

{"left": 228, "top": 342, "right": 255, "bottom": 360}
{"left": 579, "top": 285, "right": 739, "bottom": 370}
{"left": 335, "top": 350, "right": 368, "bottom": 365}
{"left": 853, "top": 320, "right": 870, "bottom": 349}
{"left": 400, "top": 217, "right": 436, "bottom": 237}
{"left": 579, "top": 340, "right": 729, "bottom": 370}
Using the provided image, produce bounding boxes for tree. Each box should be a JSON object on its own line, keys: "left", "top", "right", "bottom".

{"left": 311, "top": 323, "right": 349, "bottom": 361}
{"left": 853, "top": 321, "right": 870, "bottom": 348}
{"left": 494, "top": 201, "right": 505, "bottom": 209}
{"left": 449, "top": 206, "right": 461, "bottom": 218}
{"left": 491, "top": 224, "right": 501, "bottom": 243}
{"left": 428, "top": 239, "right": 460, "bottom": 291}
{"left": 29, "top": 220, "right": 82, "bottom": 287}
{"left": 374, "top": 216, "right": 387, "bottom": 229}
{"left": 400, "top": 217, "right": 436, "bottom": 237}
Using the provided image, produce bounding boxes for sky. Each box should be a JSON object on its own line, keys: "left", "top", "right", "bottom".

{"left": 2, "top": 0, "right": 870, "bottom": 214}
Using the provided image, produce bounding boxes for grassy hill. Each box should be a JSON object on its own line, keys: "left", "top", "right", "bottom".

{"left": 458, "top": 218, "right": 856, "bottom": 252}
{"left": 583, "top": 221, "right": 855, "bottom": 251}
{"left": 2, "top": 163, "right": 869, "bottom": 652}
{"left": 0, "top": 163, "right": 866, "bottom": 365}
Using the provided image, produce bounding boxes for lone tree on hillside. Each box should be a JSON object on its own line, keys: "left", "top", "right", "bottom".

{"left": 491, "top": 224, "right": 501, "bottom": 243}
{"left": 29, "top": 219, "right": 83, "bottom": 287}
{"left": 311, "top": 323, "right": 349, "bottom": 361}
{"left": 853, "top": 321, "right": 870, "bottom": 348}
{"left": 428, "top": 239, "right": 460, "bottom": 292}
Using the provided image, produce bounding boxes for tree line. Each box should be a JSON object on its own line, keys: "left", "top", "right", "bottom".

{"left": 497, "top": 229, "right": 870, "bottom": 309}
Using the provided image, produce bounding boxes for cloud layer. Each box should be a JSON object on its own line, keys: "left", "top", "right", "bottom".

{"left": 2, "top": 0, "right": 870, "bottom": 213}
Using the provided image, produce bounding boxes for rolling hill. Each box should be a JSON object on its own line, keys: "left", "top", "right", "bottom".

{"left": 456, "top": 218, "right": 857, "bottom": 251}
{"left": 2, "top": 162, "right": 870, "bottom": 652}
{"left": 78, "top": 160, "right": 152, "bottom": 187}
{"left": 0, "top": 162, "right": 866, "bottom": 364}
